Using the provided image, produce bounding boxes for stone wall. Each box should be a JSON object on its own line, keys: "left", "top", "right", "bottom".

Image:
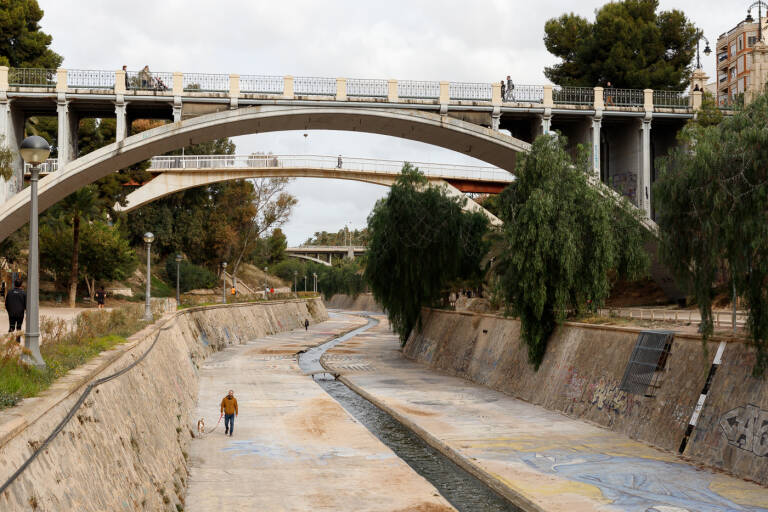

{"left": 0, "top": 298, "right": 327, "bottom": 511}
{"left": 326, "top": 293, "right": 383, "bottom": 312}
{"left": 403, "top": 308, "right": 768, "bottom": 485}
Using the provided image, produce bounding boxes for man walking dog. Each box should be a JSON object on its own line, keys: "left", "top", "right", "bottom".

{"left": 220, "top": 389, "right": 238, "bottom": 436}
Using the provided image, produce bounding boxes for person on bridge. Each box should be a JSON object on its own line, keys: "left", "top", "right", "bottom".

{"left": 221, "top": 389, "right": 238, "bottom": 436}
{"left": 122, "top": 65, "right": 129, "bottom": 90}
{"left": 139, "top": 65, "right": 151, "bottom": 88}
{"left": 337, "top": 155, "right": 343, "bottom": 169}
{"left": 506, "top": 76, "right": 514, "bottom": 101}
{"left": 500, "top": 80, "right": 506, "bottom": 102}
{"left": 5, "top": 279, "right": 26, "bottom": 342}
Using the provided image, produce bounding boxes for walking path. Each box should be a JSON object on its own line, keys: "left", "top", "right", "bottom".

{"left": 184, "top": 313, "right": 455, "bottom": 511}
{"left": 323, "top": 314, "right": 768, "bottom": 512}
{"left": 0, "top": 306, "right": 111, "bottom": 334}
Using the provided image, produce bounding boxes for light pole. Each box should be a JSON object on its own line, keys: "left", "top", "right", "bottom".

{"left": 304, "top": 275, "right": 307, "bottom": 292}
{"left": 263, "top": 266, "right": 268, "bottom": 297}
{"left": 175, "top": 253, "right": 183, "bottom": 305}
{"left": 142, "top": 232, "right": 155, "bottom": 322}
{"left": 19, "top": 136, "right": 50, "bottom": 368}
{"left": 221, "top": 261, "right": 227, "bottom": 304}
{"left": 293, "top": 270, "right": 298, "bottom": 295}
{"left": 313, "top": 272, "right": 317, "bottom": 293}
{"left": 746, "top": 2, "right": 768, "bottom": 42}
{"left": 695, "top": 33, "right": 712, "bottom": 69}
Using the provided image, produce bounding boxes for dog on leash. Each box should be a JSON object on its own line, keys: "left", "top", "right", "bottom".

{"left": 197, "top": 418, "right": 205, "bottom": 435}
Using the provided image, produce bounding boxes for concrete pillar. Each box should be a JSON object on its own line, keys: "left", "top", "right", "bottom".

{"left": 0, "top": 66, "right": 8, "bottom": 92}
{"left": 336, "top": 78, "right": 347, "bottom": 101}
{"left": 67, "top": 110, "right": 79, "bottom": 161}
{"left": 591, "top": 113, "right": 602, "bottom": 177}
{"left": 543, "top": 85, "right": 554, "bottom": 108}
{"left": 541, "top": 112, "right": 552, "bottom": 135}
{"left": 56, "top": 95, "right": 70, "bottom": 166}
{"left": 283, "top": 76, "right": 294, "bottom": 99}
{"left": 5, "top": 103, "right": 25, "bottom": 199}
{"left": 115, "top": 98, "right": 127, "bottom": 142}
{"left": 55, "top": 69, "right": 67, "bottom": 92}
{"left": 115, "top": 70, "right": 126, "bottom": 95}
{"left": 593, "top": 87, "right": 605, "bottom": 110}
{"left": 492, "top": 82, "right": 502, "bottom": 105}
{"left": 172, "top": 72, "right": 183, "bottom": 96}
{"left": 640, "top": 117, "right": 652, "bottom": 218}
{"left": 229, "top": 74, "right": 239, "bottom": 109}
{"left": 173, "top": 96, "right": 182, "bottom": 122}
{"left": 747, "top": 42, "right": 768, "bottom": 104}
{"left": 691, "top": 91, "right": 703, "bottom": 110}
{"left": 0, "top": 96, "right": 12, "bottom": 203}
{"left": 491, "top": 106, "right": 501, "bottom": 131}
{"left": 387, "top": 79, "right": 398, "bottom": 102}
{"left": 439, "top": 81, "right": 449, "bottom": 114}
{"left": 643, "top": 89, "right": 654, "bottom": 113}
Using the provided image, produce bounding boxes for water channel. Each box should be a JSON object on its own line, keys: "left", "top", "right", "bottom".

{"left": 298, "top": 313, "right": 521, "bottom": 512}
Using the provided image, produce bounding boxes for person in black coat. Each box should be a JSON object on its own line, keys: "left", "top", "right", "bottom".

{"left": 5, "top": 279, "right": 26, "bottom": 338}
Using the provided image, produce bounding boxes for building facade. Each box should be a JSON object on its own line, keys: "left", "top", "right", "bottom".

{"left": 716, "top": 16, "right": 767, "bottom": 106}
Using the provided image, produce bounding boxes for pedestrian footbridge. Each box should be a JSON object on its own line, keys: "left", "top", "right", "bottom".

{"left": 285, "top": 245, "right": 367, "bottom": 266}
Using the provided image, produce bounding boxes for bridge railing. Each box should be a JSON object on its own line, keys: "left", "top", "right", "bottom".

{"left": 126, "top": 70, "right": 173, "bottom": 91}
{"left": 294, "top": 76, "right": 336, "bottom": 96}
{"left": 347, "top": 78, "right": 388, "bottom": 98}
{"left": 653, "top": 90, "right": 689, "bottom": 108}
{"left": 240, "top": 75, "right": 284, "bottom": 94}
{"left": 504, "top": 85, "right": 544, "bottom": 103}
{"left": 24, "top": 159, "right": 58, "bottom": 174}
{"left": 183, "top": 72, "right": 229, "bottom": 92}
{"left": 605, "top": 88, "right": 644, "bottom": 107}
{"left": 450, "top": 82, "right": 492, "bottom": 101}
{"left": 146, "top": 154, "right": 514, "bottom": 182}
{"left": 8, "top": 68, "right": 57, "bottom": 87}
{"left": 553, "top": 86, "right": 594, "bottom": 105}
{"left": 67, "top": 69, "right": 115, "bottom": 89}
{"left": 398, "top": 80, "right": 440, "bottom": 99}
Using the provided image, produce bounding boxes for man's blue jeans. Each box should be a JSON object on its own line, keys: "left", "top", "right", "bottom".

{"left": 224, "top": 413, "right": 234, "bottom": 435}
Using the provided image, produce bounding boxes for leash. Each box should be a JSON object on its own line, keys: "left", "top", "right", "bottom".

{"left": 198, "top": 413, "right": 223, "bottom": 437}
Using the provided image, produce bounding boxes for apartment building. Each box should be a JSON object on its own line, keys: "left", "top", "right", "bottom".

{"left": 716, "top": 15, "right": 766, "bottom": 105}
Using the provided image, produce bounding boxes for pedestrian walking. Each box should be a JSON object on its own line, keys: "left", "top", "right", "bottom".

{"left": 95, "top": 286, "right": 107, "bottom": 309}
{"left": 122, "top": 65, "right": 130, "bottom": 90}
{"left": 605, "top": 81, "right": 614, "bottom": 106}
{"left": 304, "top": 318, "right": 309, "bottom": 331}
{"left": 139, "top": 65, "right": 151, "bottom": 88}
{"left": 500, "top": 80, "right": 506, "bottom": 101}
{"left": 506, "top": 75, "right": 515, "bottom": 101}
{"left": 5, "top": 279, "right": 26, "bottom": 342}
{"left": 220, "top": 389, "right": 238, "bottom": 437}
{"left": 337, "top": 155, "right": 343, "bottom": 169}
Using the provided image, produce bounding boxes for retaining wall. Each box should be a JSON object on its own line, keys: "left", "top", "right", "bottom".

{"left": 404, "top": 308, "right": 768, "bottom": 486}
{"left": 326, "top": 293, "right": 383, "bottom": 312}
{"left": 0, "top": 298, "right": 327, "bottom": 511}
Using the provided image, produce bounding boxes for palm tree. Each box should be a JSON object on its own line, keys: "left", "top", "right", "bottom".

{"left": 56, "top": 186, "right": 100, "bottom": 307}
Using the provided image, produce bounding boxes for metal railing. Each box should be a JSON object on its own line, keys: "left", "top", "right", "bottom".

{"left": 450, "top": 82, "right": 492, "bottom": 101}
{"left": 23, "top": 160, "right": 58, "bottom": 174}
{"left": 126, "top": 70, "right": 173, "bottom": 91}
{"left": 653, "top": 90, "right": 689, "bottom": 108}
{"left": 505, "top": 84, "right": 544, "bottom": 103}
{"left": 146, "top": 154, "right": 513, "bottom": 182}
{"left": 596, "top": 307, "right": 748, "bottom": 328}
{"left": 240, "top": 75, "right": 283, "bottom": 94}
{"left": 604, "top": 88, "right": 644, "bottom": 107}
{"left": 398, "top": 80, "right": 440, "bottom": 99}
{"left": 67, "top": 69, "right": 115, "bottom": 89}
{"left": 8, "top": 68, "right": 56, "bottom": 87}
{"left": 294, "top": 76, "right": 336, "bottom": 96}
{"left": 183, "top": 72, "right": 229, "bottom": 92}
{"left": 553, "top": 86, "right": 594, "bottom": 105}
{"left": 347, "top": 78, "right": 387, "bottom": 98}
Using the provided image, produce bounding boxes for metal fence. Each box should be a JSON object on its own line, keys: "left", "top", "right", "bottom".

{"left": 347, "top": 78, "right": 388, "bottom": 98}
{"left": 605, "top": 88, "right": 644, "bottom": 107}
{"left": 8, "top": 68, "right": 56, "bottom": 87}
{"left": 126, "top": 71, "right": 173, "bottom": 91}
{"left": 553, "top": 86, "right": 594, "bottom": 105}
{"left": 24, "top": 160, "right": 58, "bottom": 174}
{"left": 240, "top": 75, "right": 283, "bottom": 94}
{"left": 183, "top": 73, "right": 229, "bottom": 92}
{"left": 294, "top": 76, "right": 336, "bottom": 96}
{"left": 653, "top": 90, "right": 689, "bottom": 108}
{"left": 619, "top": 330, "right": 674, "bottom": 397}
{"left": 398, "top": 80, "right": 440, "bottom": 99}
{"left": 505, "top": 84, "right": 544, "bottom": 103}
{"left": 67, "top": 69, "right": 115, "bottom": 89}
{"left": 449, "top": 82, "right": 492, "bottom": 101}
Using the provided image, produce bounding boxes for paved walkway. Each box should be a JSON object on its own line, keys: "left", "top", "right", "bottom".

{"left": 0, "top": 306, "right": 112, "bottom": 334}
{"left": 185, "top": 313, "right": 455, "bottom": 511}
{"left": 323, "top": 314, "right": 768, "bottom": 512}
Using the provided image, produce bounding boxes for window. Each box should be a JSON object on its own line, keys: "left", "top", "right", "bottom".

{"left": 619, "top": 331, "right": 675, "bottom": 397}
{"left": 739, "top": 36, "right": 744, "bottom": 51}
{"left": 738, "top": 56, "right": 745, "bottom": 74}
{"left": 731, "top": 42, "right": 738, "bottom": 56}
{"left": 749, "top": 35, "right": 758, "bottom": 47}
{"left": 731, "top": 66, "right": 738, "bottom": 79}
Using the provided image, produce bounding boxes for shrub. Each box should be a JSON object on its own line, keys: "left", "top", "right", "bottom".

{"left": 165, "top": 259, "right": 218, "bottom": 293}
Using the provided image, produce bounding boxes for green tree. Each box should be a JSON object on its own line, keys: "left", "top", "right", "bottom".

{"left": 544, "top": 0, "right": 698, "bottom": 90}
{"left": 365, "top": 164, "right": 489, "bottom": 344}
{"left": 497, "top": 135, "right": 649, "bottom": 368}
{"left": 0, "top": 0, "right": 62, "bottom": 68}
{"left": 265, "top": 228, "right": 287, "bottom": 265}
{"left": 165, "top": 259, "right": 217, "bottom": 293}
{"left": 654, "top": 93, "right": 768, "bottom": 376}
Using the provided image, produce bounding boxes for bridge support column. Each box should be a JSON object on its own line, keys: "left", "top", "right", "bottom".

{"left": 491, "top": 106, "right": 501, "bottom": 131}
{"left": 640, "top": 116, "right": 652, "bottom": 218}
{"left": 541, "top": 110, "right": 552, "bottom": 135}
{"left": 2, "top": 101, "right": 25, "bottom": 200}
{"left": 56, "top": 95, "right": 71, "bottom": 166}
{"left": 173, "top": 97, "right": 182, "bottom": 123}
{"left": 591, "top": 113, "right": 602, "bottom": 178}
{"left": 115, "top": 97, "right": 127, "bottom": 142}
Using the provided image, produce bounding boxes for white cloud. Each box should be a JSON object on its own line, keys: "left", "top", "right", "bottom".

{"left": 39, "top": 0, "right": 726, "bottom": 243}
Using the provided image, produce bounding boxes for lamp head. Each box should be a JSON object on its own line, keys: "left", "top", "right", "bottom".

{"left": 143, "top": 232, "right": 155, "bottom": 244}
{"left": 175, "top": 253, "right": 183, "bottom": 262}
{"left": 19, "top": 136, "right": 51, "bottom": 165}
{"left": 704, "top": 43, "right": 712, "bottom": 56}
{"left": 222, "top": 261, "right": 227, "bottom": 269}
{"left": 747, "top": 10, "right": 755, "bottom": 23}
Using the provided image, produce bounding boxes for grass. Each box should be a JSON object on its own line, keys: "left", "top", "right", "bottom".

{"left": 0, "top": 303, "right": 162, "bottom": 410}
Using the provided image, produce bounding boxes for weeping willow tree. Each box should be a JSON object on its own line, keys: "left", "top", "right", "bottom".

{"left": 654, "top": 93, "right": 768, "bottom": 376}
{"left": 497, "top": 135, "right": 649, "bottom": 369}
{"left": 365, "top": 164, "right": 489, "bottom": 344}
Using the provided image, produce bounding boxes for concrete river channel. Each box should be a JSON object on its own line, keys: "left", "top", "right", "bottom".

{"left": 298, "top": 313, "right": 520, "bottom": 512}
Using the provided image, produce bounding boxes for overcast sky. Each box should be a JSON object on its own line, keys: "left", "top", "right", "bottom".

{"left": 39, "top": 0, "right": 729, "bottom": 244}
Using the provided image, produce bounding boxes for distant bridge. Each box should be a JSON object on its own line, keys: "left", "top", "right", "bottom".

{"left": 285, "top": 245, "right": 366, "bottom": 266}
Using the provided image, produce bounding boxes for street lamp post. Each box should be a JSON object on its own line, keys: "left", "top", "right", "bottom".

{"left": 746, "top": 2, "right": 768, "bottom": 42}
{"left": 263, "top": 266, "right": 268, "bottom": 298}
{"left": 304, "top": 275, "right": 307, "bottom": 292}
{"left": 142, "top": 232, "right": 155, "bottom": 322}
{"left": 19, "top": 136, "right": 50, "bottom": 368}
{"left": 293, "top": 270, "right": 298, "bottom": 295}
{"left": 313, "top": 272, "right": 317, "bottom": 293}
{"left": 695, "top": 33, "right": 712, "bottom": 69}
{"left": 221, "top": 262, "right": 228, "bottom": 304}
{"left": 175, "top": 253, "right": 183, "bottom": 305}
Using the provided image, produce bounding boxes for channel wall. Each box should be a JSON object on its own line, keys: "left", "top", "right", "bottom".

{"left": 326, "top": 293, "right": 383, "bottom": 312}
{"left": 404, "top": 308, "right": 768, "bottom": 486}
{"left": 0, "top": 298, "right": 327, "bottom": 511}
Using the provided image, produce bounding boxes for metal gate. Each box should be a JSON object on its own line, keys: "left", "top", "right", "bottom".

{"left": 619, "top": 330, "right": 674, "bottom": 397}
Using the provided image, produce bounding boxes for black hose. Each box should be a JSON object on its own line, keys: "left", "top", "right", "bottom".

{"left": 0, "top": 323, "right": 174, "bottom": 498}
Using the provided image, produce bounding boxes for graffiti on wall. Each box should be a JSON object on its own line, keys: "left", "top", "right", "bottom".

{"left": 719, "top": 404, "right": 768, "bottom": 457}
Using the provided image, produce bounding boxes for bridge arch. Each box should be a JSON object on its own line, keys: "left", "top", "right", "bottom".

{"left": 0, "top": 105, "right": 528, "bottom": 241}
